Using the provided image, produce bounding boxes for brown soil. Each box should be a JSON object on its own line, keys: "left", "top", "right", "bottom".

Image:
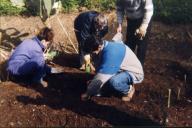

{"left": 0, "top": 12, "right": 192, "bottom": 127}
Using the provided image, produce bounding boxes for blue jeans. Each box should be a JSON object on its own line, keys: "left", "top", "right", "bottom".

{"left": 109, "top": 71, "right": 133, "bottom": 95}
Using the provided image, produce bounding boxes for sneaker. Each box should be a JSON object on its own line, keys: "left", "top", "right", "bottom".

{"left": 122, "top": 85, "right": 135, "bottom": 102}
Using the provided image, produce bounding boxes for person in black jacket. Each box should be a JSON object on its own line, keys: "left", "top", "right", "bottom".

{"left": 74, "top": 11, "right": 108, "bottom": 70}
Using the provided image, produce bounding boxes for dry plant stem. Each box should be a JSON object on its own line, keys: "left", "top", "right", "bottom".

{"left": 56, "top": 15, "right": 78, "bottom": 53}
{"left": 168, "top": 89, "right": 171, "bottom": 108}
{"left": 0, "top": 32, "right": 2, "bottom": 45}
{"left": 184, "top": 74, "right": 187, "bottom": 83}
{"left": 177, "top": 87, "right": 181, "bottom": 100}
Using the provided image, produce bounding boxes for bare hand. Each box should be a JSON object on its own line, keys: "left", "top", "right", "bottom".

{"left": 135, "top": 25, "right": 147, "bottom": 40}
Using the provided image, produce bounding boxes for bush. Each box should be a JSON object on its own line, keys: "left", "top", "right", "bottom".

{"left": 153, "top": 0, "right": 192, "bottom": 24}
{"left": 61, "top": 0, "right": 79, "bottom": 12}
{"left": 0, "top": 0, "right": 27, "bottom": 15}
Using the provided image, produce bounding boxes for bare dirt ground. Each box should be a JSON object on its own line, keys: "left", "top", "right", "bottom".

{"left": 0, "top": 12, "right": 192, "bottom": 127}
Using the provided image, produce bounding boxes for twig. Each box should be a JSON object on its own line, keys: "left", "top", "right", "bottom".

{"left": 0, "top": 32, "right": 2, "bottom": 45}
{"left": 56, "top": 15, "right": 78, "bottom": 53}
{"left": 168, "top": 89, "right": 171, "bottom": 108}
{"left": 177, "top": 87, "right": 181, "bottom": 100}
{"left": 184, "top": 74, "right": 187, "bottom": 83}
{"left": 187, "top": 31, "right": 192, "bottom": 40}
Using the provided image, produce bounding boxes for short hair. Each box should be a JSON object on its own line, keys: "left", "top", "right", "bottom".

{"left": 83, "top": 35, "right": 103, "bottom": 53}
{"left": 94, "top": 13, "right": 108, "bottom": 28}
{"left": 37, "top": 27, "right": 54, "bottom": 42}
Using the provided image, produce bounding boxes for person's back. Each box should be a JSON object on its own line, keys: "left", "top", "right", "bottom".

{"left": 7, "top": 38, "right": 45, "bottom": 75}
{"left": 98, "top": 41, "right": 143, "bottom": 79}
{"left": 74, "top": 11, "right": 99, "bottom": 33}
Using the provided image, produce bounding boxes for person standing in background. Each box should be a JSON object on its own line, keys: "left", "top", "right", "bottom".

{"left": 116, "top": 0, "right": 153, "bottom": 65}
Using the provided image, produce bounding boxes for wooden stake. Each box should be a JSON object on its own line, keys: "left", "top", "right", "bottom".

{"left": 56, "top": 15, "right": 78, "bottom": 53}
{"left": 168, "top": 89, "right": 171, "bottom": 108}
{"left": 0, "top": 32, "right": 2, "bottom": 45}
{"left": 177, "top": 87, "right": 181, "bottom": 100}
{"left": 184, "top": 74, "right": 187, "bottom": 83}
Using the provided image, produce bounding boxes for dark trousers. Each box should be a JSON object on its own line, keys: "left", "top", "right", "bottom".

{"left": 126, "top": 18, "right": 152, "bottom": 66}
{"left": 8, "top": 60, "right": 47, "bottom": 85}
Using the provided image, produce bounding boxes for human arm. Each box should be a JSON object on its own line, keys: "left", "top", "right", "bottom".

{"left": 135, "top": 0, "right": 154, "bottom": 39}
{"left": 116, "top": 0, "right": 125, "bottom": 33}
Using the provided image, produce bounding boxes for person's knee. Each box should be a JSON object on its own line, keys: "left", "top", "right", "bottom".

{"left": 109, "top": 77, "right": 121, "bottom": 89}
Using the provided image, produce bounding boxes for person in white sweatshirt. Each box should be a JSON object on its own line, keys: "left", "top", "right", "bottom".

{"left": 116, "top": 0, "right": 153, "bottom": 65}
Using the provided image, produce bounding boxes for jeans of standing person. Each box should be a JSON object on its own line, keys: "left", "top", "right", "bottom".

{"left": 126, "top": 17, "right": 152, "bottom": 66}
{"left": 109, "top": 71, "right": 133, "bottom": 95}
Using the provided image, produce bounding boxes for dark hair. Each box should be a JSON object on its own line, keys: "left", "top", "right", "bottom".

{"left": 83, "top": 35, "right": 103, "bottom": 53}
{"left": 37, "top": 27, "right": 54, "bottom": 42}
{"left": 94, "top": 14, "right": 108, "bottom": 27}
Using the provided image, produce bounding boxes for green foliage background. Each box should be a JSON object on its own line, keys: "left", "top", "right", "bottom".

{"left": 0, "top": 0, "right": 27, "bottom": 15}
{"left": 0, "top": 0, "right": 192, "bottom": 24}
{"left": 153, "top": 0, "right": 192, "bottom": 24}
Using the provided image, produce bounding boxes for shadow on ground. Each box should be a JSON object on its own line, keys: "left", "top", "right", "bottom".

{"left": 16, "top": 71, "right": 161, "bottom": 126}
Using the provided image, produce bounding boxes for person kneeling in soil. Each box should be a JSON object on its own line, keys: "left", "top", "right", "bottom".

{"left": 81, "top": 36, "right": 144, "bottom": 101}
{"left": 7, "top": 27, "right": 63, "bottom": 87}
{"left": 74, "top": 11, "right": 108, "bottom": 71}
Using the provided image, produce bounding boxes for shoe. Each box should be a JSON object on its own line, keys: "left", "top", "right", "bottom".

{"left": 122, "top": 85, "right": 135, "bottom": 102}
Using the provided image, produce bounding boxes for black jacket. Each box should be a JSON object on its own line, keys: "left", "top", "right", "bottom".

{"left": 74, "top": 11, "right": 108, "bottom": 44}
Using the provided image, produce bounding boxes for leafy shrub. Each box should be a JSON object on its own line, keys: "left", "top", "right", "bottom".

{"left": 153, "top": 0, "right": 192, "bottom": 24}
{"left": 0, "top": 0, "right": 27, "bottom": 15}
{"left": 60, "top": 0, "right": 79, "bottom": 12}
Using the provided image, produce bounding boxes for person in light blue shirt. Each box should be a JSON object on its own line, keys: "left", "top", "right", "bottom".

{"left": 7, "top": 27, "right": 62, "bottom": 87}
